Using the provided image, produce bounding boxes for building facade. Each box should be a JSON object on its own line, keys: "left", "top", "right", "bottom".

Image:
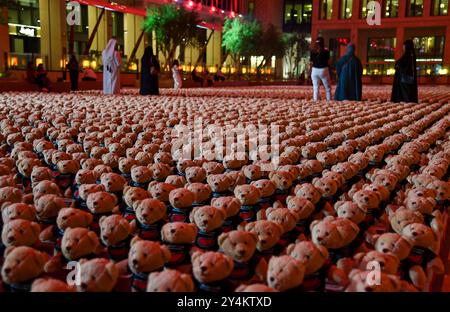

{"left": 311, "top": 0, "right": 450, "bottom": 82}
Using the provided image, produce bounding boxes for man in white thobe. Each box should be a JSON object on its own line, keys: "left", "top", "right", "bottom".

{"left": 102, "top": 38, "right": 122, "bottom": 95}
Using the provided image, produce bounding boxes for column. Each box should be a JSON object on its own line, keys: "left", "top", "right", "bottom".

{"left": 39, "top": 0, "right": 67, "bottom": 71}
{"left": 206, "top": 29, "right": 222, "bottom": 67}
{"left": 0, "top": 6, "right": 9, "bottom": 73}
{"left": 423, "top": 0, "right": 432, "bottom": 17}
{"left": 332, "top": 0, "right": 340, "bottom": 20}
{"left": 395, "top": 27, "right": 405, "bottom": 59}
{"left": 88, "top": 6, "right": 111, "bottom": 54}
{"left": 444, "top": 26, "right": 450, "bottom": 69}
{"left": 124, "top": 13, "right": 145, "bottom": 61}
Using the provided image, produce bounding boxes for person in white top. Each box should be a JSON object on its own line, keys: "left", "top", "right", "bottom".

{"left": 172, "top": 59, "right": 182, "bottom": 90}
{"left": 102, "top": 38, "right": 122, "bottom": 95}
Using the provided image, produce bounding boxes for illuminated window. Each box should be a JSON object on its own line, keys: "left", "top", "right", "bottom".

{"left": 319, "top": 0, "right": 333, "bottom": 19}
{"left": 407, "top": 0, "right": 423, "bottom": 16}
{"left": 284, "top": 0, "right": 312, "bottom": 24}
{"left": 248, "top": 0, "right": 255, "bottom": 16}
{"left": 340, "top": 0, "right": 353, "bottom": 19}
{"left": 431, "top": 0, "right": 448, "bottom": 15}
{"left": 366, "top": 37, "right": 396, "bottom": 74}
{"left": 383, "top": 0, "right": 399, "bottom": 17}
{"left": 413, "top": 36, "right": 445, "bottom": 76}
{"left": 360, "top": 0, "right": 368, "bottom": 18}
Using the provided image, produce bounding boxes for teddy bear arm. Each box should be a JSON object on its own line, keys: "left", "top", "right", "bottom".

{"left": 254, "top": 258, "right": 268, "bottom": 282}
{"left": 408, "top": 265, "right": 427, "bottom": 291}
{"left": 39, "top": 225, "right": 56, "bottom": 242}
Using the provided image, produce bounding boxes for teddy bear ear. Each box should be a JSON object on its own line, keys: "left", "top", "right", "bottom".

{"left": 160, "top": 245, "right": 172, "bottom": 263}
{"left": 217, "top": 232, "right": 229, "bottom": 247}
{"left": 118, "top": 218, "right": 131, "bottom": 233}
{"left": 130, "top": 236, "right": 141, "bottom": 246}
{"left": 191, "top": 250, "right": 203, "bottom": 263}
{"left": 286, "top": 243, "right": 295, "bottom": 255}
{"left": 31, "top": 222, "right": 41, "bottom": 237}
{"left": 309, "top": 219, "right": 320, "bottom": 232}
{"left": 4, "top": 246, "right": 16, "bottom": 257}
{"left": 189, "top": 207, "right": 199, "bottom": 223}
{"left": 334, "top": 201, "right": 344, "bottom": 211}
{"left": 244, "top": 221, "right": 255, "bottom": 232}
{"left": 123, "top": 186, "right": 131, "bottom": 195}
{"left": 99, "top": 215, "right": 107, "bottom": 227}
{"left": 87, "top": 231, "right": 99, "bottom": 246}
{"left": 180, "top": 273, "right": 194, "bottom": 292}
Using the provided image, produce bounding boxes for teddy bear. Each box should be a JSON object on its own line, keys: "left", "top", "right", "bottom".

{"left": 404, "top": 192, "right": 443, "bottom": 233}
{"left": 234, "top": 184, "right": 261, "bottom": 222}
{"left": 150, "top": 163, "right": 172, "bottom": 182}
{"left": 129, "top": 165, "right": 153, "bottom": 189}
{"left": 30, "top": 166, "right": 54, "bottom": 189}
{"left": 210, "top": 196, "right": 241, "bottom": 233}
{"left": 31, "top": 278, "right": 75, "bottom": 292}
{"left": 86, "top": 191, "right": 118, "bottom": 234}
{"left": 1, "top": 202, "right": 36, "bottom": 224}
{"left": 294, "top": 183, "right": 321, "bottom": 206}
{"left": 120, "top": 237, "right": 171, "bottom": 292}
{"left": 186, "top": 183, "right": 212, "bottom": 207}
{"left": 345, "top": 269, "right": 411, "bottom": 292}
{"left": 161, "top": 222, "right": 197, "bottom": 270}
{"left": 131, "top": 198, "right": 166, "bottom": 241}
{"left": 235, "top": 283, "right": 277, "bottom": 292}
{"left": 1, "top": 219, "right": 41, "bottom": 250}
{"left": 100, "top": 173, "right": 127, "bottom": 211}
{"left": 269, "top": 171, "right": 294, "bottom": 206}
{"left": 242, "top": 164, "right": 263, "bottom": 184}
{"left": 310, "top": 216, "right": 361, "bottom": 263}
{"left": 35, "top": 194, "right": 66, "bottom": 229}
{"left": 16, "top": 158, "right": 41, "bottom": 192}
{"left": 99, "top": 214, "right": 133, "bottom": 261}
{"left": 167, "top": 188, "right": 195, "bottom": 223}
{"left": 191, "top": 250, "right": 234, "bottom": 292}
{"left": 250, "top": 179, "right": 276, "bottom": 211}
{"left": 32, "top": 180, "right": 61, "bottom": 203}
{"left": 207, "top": 174, "right": 234, "bottom": 198}
{"left": 264, "top": 207, "right": 299, "bottom": 251}
{"left": 190, "top": 205, "right": 226, "bottom": 250}
{"left": 352, "top": 189, "right": 382, "bottom": 230}
{"left": 285, "top": 196, "right": 316, "bottom": 237}
{"left": 202, "top": 161, "right": 225, "bottom": 175}
{"left": 55, "top": 159, "right": 80, "bottom": 193}
{"left": 118, "top": 157, "right": 138, "bottom": 183}
{"left": 266, "top": 255, "right": 305, "bottom": 292}
{"left": 146, "top": 269, "right": 194, "bottom": 292}
{"left": 1, "top": 246, "right": 49, "bottom": 292}
{"left": 121, "top": 186, "right": 150, "bottom": 222}
{"left": 0, "top": 186, "right": 23, "bottom": 210}
{"left": 165, "top": 175, "right": 186, "bottom": 189}
{"left": 77, "top": 258, "right": 119, "bottom": 292}
{"left": 388, "top": 206, "right": 424, "bottom": 235}
{"left": 76, "top": 183, "right": 105, "bottom": 211}
{"left": 287, "top": 241, "right": 349, "bottom": 292}
{"left": 426, "top": 179, "right": 450, "bottom": 212}
{"left": 185, "top": 166, "right": 207, "bottom": 184}
{"left": 334, "top": 201, "right": 367, "bottom": 225}
{"left": 218, "top": 230, "right": 267, "bottom": 285}
{"left": 148, "top": 181, "right": 175, "bottom": 204}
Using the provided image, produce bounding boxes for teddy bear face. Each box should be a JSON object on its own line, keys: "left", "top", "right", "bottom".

{"left": 245, "top": 220, "right": 283, "bottom": 252}
{"left": 78, "top": 184, "right": 105, "bottom": 201}
{"left": 1, "top": 203, "right": 36, "bottom": 223}
{"left": 74, "top": 169, "right": 96, "bottom": 185}
{"left": 1, "top": 246, "right": 47, "bottom": 285}
{"left": 99, "top": 215, "right": 131, "bottom": 246}
{"left": 346, "top": 269, "right": 400, "bottom": 292}
{"left": 185, "top": 166, "right": 207, "bottom": 184}
{"left": 190, "top": 206, "right": 226, "bottom": 232}
{"left": 234, "top": 184, "right": 261, "bottom": 205}
{"left": 57, "top": 208, "right": 93, "bottom": 230}
{"left": 286, "top": 196, "right": 315, "bottom": 220}
{"left": 210, "top": 196, "right": 241, "bottom": 218}
{"left": 165, "top": 175, "right": 186, "bottom": 188}
{"left": 123, "top": 186, "right": 150, "bottom": 208}
{"left": 61, "top": 227, "right": 99, "bottom": 260}
{"left": 100, "top": 173, "right": 127, "bottom": 193}
{"left": 334, "top": 201, "right": 367, "bottom": 224}
{"left": 310, "top": 216, "right": 359, "bottom": 249}
{"left": 242, "top": 165, "right": 262, "bottom": 181}
{"left": 402, "top": 223, "right": 439, "bottom": 252}
{"left": 408, "top": 173, "right": 437, "bottom": 188}
{"left": 169, "top": 188, "right": 194, "bottom": 208}
{"left": 186, "top": 183, "right": 212, "bottom": 204}
{"left": 202, "top": 161, "right": 225, "bottom": 175}
{"left": 294, "top": 183, "right": 321, "bottom": 204}
{"left": 363, "top": 183, "right": 390, "bottom": 203}
{"left": 133, "top": 198, "right": 165, "bottom": 225}
{"left": 31, "top": 278, "right": 75, "bottom": 292}
{"left": 161, "top": 222, "right": 197, "bottom": 244}
{"left": 1, "top": 219, "right": 40, "bottom": 247}
{"left": 30, "top": 167, "right": 54, "bottom": 185}
{"left": 118, "top": 158, "right": 137, "bottom": 175}
{"left": 353, "top": 189, "right": 380, "bottom": 210}
{"left": 33, "top": 180, "right": 61, "bottom": 201}
{"left": 86, "top": 191, "right": 118, "bottom": 214}
{"left": 265, "top": 207, "right": 297, "bottom": 233}
{"left": 286, "top": 241, "right": 328, "bottom": 275}
{"left": 131, "top": 166, "right": 153, "bottom": 184}
{"left": 191, "top": 251, "right": 234, "bottom": 284}
{"left": 267, "top": 255, "right": 305, "bottom": 292}
{"left": 147, "top": 269, "right": 194, "bottom": 292}
{"left": 128, "top": 238, "right": 171, "bottom": 275}
{"left": 404, "top": 194, "right": 435, "bottom": 215}
{"left": 374, "top": 233, "right": 412, "bottom": 260}
{"left": 207, "top": 174, "right": 233, "bottom": 193}
{"left": 57, "top": 160, "right": 80, "bottom": 175}
{"left": 35, "top": 194, "right": 65, "bottom": 222}
{"left": 313, "top": 177, "right": 338, "bottom": 198}
{"left": 355, "top": 251, "right": 399, "bottom": 275}
{"left": 302, "top": 159, "right": 324, "bottom": 175}
{"left": 250, "top": 179, "right": 276, "bottom": 198}
{"left": 150, "top": 163, "right": 171, "bottom": 181}
{"left": 218, "top": 230, "right": 258, "bottom": 262}
{"left": 348, "top": 152, "right": 369, "bottom": 170}
{"left": 77, "top": 258, "right": 118, "bottom": 292}
{"left": 269, "top": 171, "right": 294, "bottom": 191}
{"left": 427, "top": 180, "right": 450, "bottom": 201}
{"left": 17, "top": 158, "right": 42, "bottom": 178}
{"left": 81, "top": 158, "right": 103, "bottom": 171}
{"left": 372, "top": 174, "right": 398, "bottom": 191}
{"left": 316, "top": 151, "right": 338, "bottom": 167}
{"left": 149, "top": 182, "right": 176, "bottom": 203}
{"left": 0, "top": 186, "right": 23, "bottom": 208}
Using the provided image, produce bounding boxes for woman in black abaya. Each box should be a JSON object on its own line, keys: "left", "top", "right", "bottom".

{"left": 140, "top": 46, "right": 160, "bottom": 95}
{"left": 391, "top": 39, "right": 418, "bottom": 103}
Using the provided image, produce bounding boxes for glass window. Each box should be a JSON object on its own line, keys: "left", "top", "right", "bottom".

{"left": 413, "top": 36, "right": 445, "bottom": 76}
{"left": 340, "top": 0, "right": 353, "bottom": 19}
{"left": 319, "top": 0, "right": 333, "bottom": 19}
{"left": 383, "top": 0, "right": 399, "bottom": 17}
{"left": 248, "top": 0, "right": 255, "bottom": 16}
{"left": 284, "top": 0, "right": 313, "bottom": 24}
{"left": 431, "top": 0, "right": 448, "bottom": 15}
{"left": 407, "top": 0, "right": 423, "bottom": 16}
{"left": 360, "top": 0, "right": 368, "bottom": 18}
{"left": 366, "top": 37, "right": 396, "bottom": 75}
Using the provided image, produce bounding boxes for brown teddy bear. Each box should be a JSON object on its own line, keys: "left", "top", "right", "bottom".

{"left": 100, "top": 173, "right": 127, "bottom": 210}
{"left": 30, "top": 166, "right": 54, "bottom": 188}
{"left": 218, "top": 230, "right": 267, "bottom": 284}
{"left": 161, "top": 222, "right": 197, "bottom": 270}
{"left": 132, "top": 198, "right": 166, "bottom": 241}
{"left": 77, "top": 258, "right": 119, "bottom": 292}
{"left": 33, "top": 180, "right": 61, "bottom": 202}
{"left": 168, "top": 188, "right": 195, "bottom": 223}
{"left": 388, "top": 206, "right": 424, "bottom": 235}
{"left": 210, "top": 196, "right": 241, "bottom": 233}
{"left": 130, "top": 165, "right": 153, "bottom": 189}
{"left": 186, "top": 183, "right": 212, "bottom": 207}
{"left": 269, "top": 171, "right": 294, "bottom": 206}
{"left": 207, "top": 174, "right": 233, "bottom": 198}
{"left": 100, "top": 214, "right": 133, "bottom": 261}
{"left": 1, "top": 246, "right": 49, "bottom": 292}
{"left": 190, "top": 205, "right": 226, "bottom": 250}
{"left": 165, "top": 175, "right": 187, "bottom": 188}
{"left": 147, "top": 269, "right": 194, "bottom": 292}
{"left": 234, "top": 184, "right": 261, "bottom": 222}
{"left": 250, "top": 179, "right": 276, "bottom": 211}
{"left": 191, "top": 250, "right": 234, "bottom": 292}
{"left": 118, "top": 157, "right": 138, "bottom": 183}
{"left": 148, "top": 181, "right": 175, "bottom": 204}
{"left": 345, "top": 269, "right": 411, "bottom": 292}
{"left": 31, "top": 278, "right": 75, "bottom": 292}
{"left": 0, "top": 186, "right": 23, "bottom": 210}
{"left": 267, "top": 255, "right": 305, "bottom": 292}
{"left": 1, "top": 202, "right": 36, "bottom": 224}
{"left": 35, "top": 194, "right": 65, "bottom": 230}
{"left": 235, "top": 283, "right": 277, "bottom": 292}
{"left": 185, "top": 166, "right": 207, "bottom": 184}
{"left": 287, "top": 241, "right": 348, "bottom": 292}
{"left": 71, "top": 169, "right": 96, "bottom": 204}
{"left": 76, "top": 183, "right": 105, "bottom": 211}
{"left": 265, "top": 207, "right": 299, "bottom": 251}
{"left": 286, "top": 196, "right": 316, "bottom": 236}
{"left": 242, "top": 164, "right": 263, "bottom": 184}
{"left": 86, "top": 191, "right": 118, "bottom": 234}
{"left": 1, "top": 219, "right": 41, "bottom": 248}
{"left": 55, "top": 159, "right": 80, "bottom": 193}
{"left": 245, "top": 220, "right": 283, "bottom": 260}
{"left": 122, "top": 186, "right": 150, "bottom": 222}
{"left": 121, "top": 237, "right": 171, "bottom": 292}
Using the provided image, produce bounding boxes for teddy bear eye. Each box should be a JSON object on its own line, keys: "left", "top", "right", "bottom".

{"left": 143, "top": 253, "right": 148, "bottom": 257}
{"left": 91, "top": 275, "right": 95, "bottom": 280}
{"left": 16, "top": 259, "right": 20, "bottom": 264}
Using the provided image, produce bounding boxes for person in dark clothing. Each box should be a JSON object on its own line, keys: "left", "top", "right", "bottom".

{"left": 35, "top": 64, "right": 51, "bottom": 91}
{"left": 310, "top": 37, "right": 331, "bottom": 101}
{"left": 26, "top": 61, "right": 36, "bottom": 84}
{"left": 140, "top": 46, "right": 160, "bottom": 95}
{"left": 391, "top": 39, "right": 418, "bottom": 103}
{"left": 67, "top": 54, "right": 79, "bottom": 91}
{"left": 334, "top": 44, "right": 363, "bottom": 101}
{"left": 192, "top": 68, "right": 204, "bottom": 87}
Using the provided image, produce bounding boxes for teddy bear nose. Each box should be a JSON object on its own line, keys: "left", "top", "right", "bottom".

{"left": 269, "top": 277, "right": 275, "bottom": 282}
{"left": 66, "top": 246, "right": 72, "bottom": 251}
{"left": 202, "top": 220, "right": 208, "bottom": 226}
{"left": 261, "top": 239, "right": 267, "bottom": 244}
{"left": 4, "top": 267, "right": 11, "bottom": 274}
{"left": 62, "top": 216, "right": 67, "bottom": 220}
{"left": 132, "top": 259, "right": 138, "bottom": 265}
{"left": 382, "top": 248, "right": 389, "bottom": 253}
{"left": 170, "top": 228, "right": 176, "bottom": 233}
{"left": 238, "top": 249, "right": 245, "bottom": 256}
{"left": 200, "top": 266, "right": 207, "bottom": 272}
{"left": 102, "top": 235, "right": 108, "bottom": 241}
{"left": 365, "top": 286, "right": 374, "bottom": 292}
{"left": 81, "top": 283, "right": 87, "bottom": 290}
{"left": 7, "top": 236, "right": 14, "bottom": 243}
{"left": 412, "top": 231, "right": 418, "bottom": 236}
{"left": 317, "top": 236, "right": 323, "bottom": 242}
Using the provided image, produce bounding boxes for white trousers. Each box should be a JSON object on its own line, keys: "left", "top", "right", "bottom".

{"left": 311, "top": 67, "right": 331, "bottom": 101}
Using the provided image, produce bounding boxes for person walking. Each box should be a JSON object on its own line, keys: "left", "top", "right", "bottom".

{"left": 391, "top": 39, "right": 418, "bottom": 103}
{"left": 310, "top": 37, "right": 332, "bottom": 101}
{"left": 172, "top": 59, "right": 182, "bottom": 90}
{"left": 334, "top": 44, "right": 363, "bottom": 101}
{"left": 102, "top": 38, "right": 122, "bottom": 95}
{"left": 140, "top": 46, "right": 160, "bottom": 95}
{"left": 67, "top": 54, "right": 80, "bottom": 91}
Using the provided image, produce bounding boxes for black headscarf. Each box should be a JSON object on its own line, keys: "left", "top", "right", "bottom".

{"left": 142, "top": 46, "right": 154, "bottom": 69}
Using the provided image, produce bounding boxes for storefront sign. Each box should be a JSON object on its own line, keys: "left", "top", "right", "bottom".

{"left": 18, "top": 26, "right": 35, "bottom": 37}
